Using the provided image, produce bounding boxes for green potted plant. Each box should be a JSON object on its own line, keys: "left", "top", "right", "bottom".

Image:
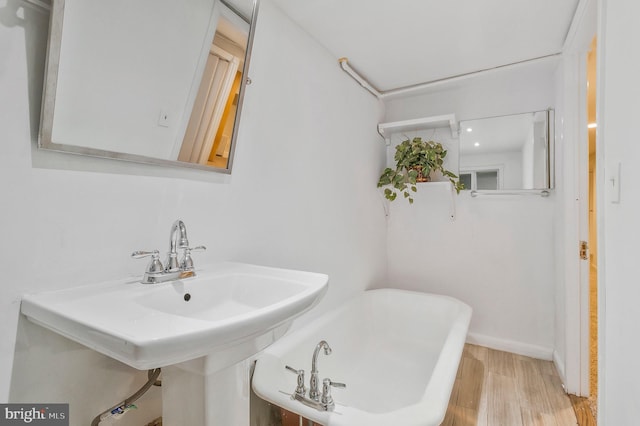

{"left": 377, "top": 137, "right": 464, "bottom": 204}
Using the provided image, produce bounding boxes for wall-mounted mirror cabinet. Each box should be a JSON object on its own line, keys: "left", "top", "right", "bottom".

{"left": 39, "top": 0, "right": 259, "bottom": 173}
{"left": 458, "top": 110, "right": 554, "bottom": 191}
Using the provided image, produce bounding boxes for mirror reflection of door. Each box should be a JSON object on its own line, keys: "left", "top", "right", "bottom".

{"left": 178, "top": 10, "right": 248, "bottom": 168}
{"left": 40, "top": 0, "right": 258, "bottom": 171}
{"left": 459, "top": 168, "right": 502, "bottom": 190}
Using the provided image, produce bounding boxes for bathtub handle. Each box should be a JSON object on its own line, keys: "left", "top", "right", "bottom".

{"left": 285, "top": 365, "right": 307, "bottom": 396}
{"left": 321, "top": 378, "right": 346, "bottom": 410}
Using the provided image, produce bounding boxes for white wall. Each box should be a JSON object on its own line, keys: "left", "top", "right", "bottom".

{"left": 0, "top": 1, "right": 387, "bottom": 425}
{"left": 599, "top": 0, "right": 640, "bottom": 422}
{"left": 384, "top": 58, "right": 557, "bottom": 124}
{"left": 383, "top": 61, "right": 558, "bottom": 358}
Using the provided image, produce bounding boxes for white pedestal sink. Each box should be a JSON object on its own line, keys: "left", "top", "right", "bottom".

{"left": 21, "top": 262, "right": 328, "bottom": 425}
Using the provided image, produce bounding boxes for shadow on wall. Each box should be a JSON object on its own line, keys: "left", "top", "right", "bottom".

{"left": 0, "top": 0, "right": 49, "bottom": 144}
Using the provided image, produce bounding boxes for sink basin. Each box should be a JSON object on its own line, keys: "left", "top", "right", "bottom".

{"left": 135, "top": 273, "right": 311, "bottom": 321}
{"left": 21, "top": 262, "right": 328, "bottom": 369}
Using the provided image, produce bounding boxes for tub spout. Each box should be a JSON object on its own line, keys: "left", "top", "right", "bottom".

{"left": 309, "top": 340, "right": 331, "bottom": 401}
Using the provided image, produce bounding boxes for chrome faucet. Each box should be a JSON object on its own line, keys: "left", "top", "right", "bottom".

{"left": 309, "top": 340, "right": 332, "bottom": 401}
{"left": 132, "top": 219, "right": 206, "bottom": 284}
{"left": 165, "top": 220, "right": 189, "bottom": 272}
{"left": 284, "top": 340, "right": 345, "bottom": 412}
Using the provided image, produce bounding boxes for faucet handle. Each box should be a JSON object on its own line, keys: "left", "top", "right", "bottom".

{"left": 181, "top": 246, "right": 207, "bottom": 271}
{"left": 321, "top": 378, "right": 346, "bottom": 408}
{"left": 326, "top": 379, "right": 346, "bottom": 388}
{"left": 131, "top": 250, "right": 164, "bottom": 273}
{"left": 131, "top": 250, "right": 158, "bottom": 258}
{"left": 285, "top": 365, "right": 307, "bottom": 396}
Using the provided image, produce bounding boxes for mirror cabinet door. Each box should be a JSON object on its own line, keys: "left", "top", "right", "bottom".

{"left": 39, "top": 0, "right": 259, "bottom": 173}
{"left": 459, "top": 110, "right": 553, "bottom": 191}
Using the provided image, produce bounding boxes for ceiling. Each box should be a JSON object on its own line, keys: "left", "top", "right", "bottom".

{"left": 271, "top": 0, "right": 580, "bottom": 91}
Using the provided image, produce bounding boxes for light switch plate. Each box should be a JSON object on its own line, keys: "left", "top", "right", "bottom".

{"left": 609, "top": 162, "right": 621, "bottom": 204}
{"left": 158, "top": 110, "right": 170, "bottom": 128}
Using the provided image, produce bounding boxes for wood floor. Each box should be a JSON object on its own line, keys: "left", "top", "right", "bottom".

{"left": 568, "top": 395, "right": 597, "bottom": 426}
{"left": 279, "top": 344, "right": 589, "bottom": 426}
{"left": 589, "top": 264, "right": 598, "bottom": 417}
{"left": 443, "top": 344, "right": 578, "bottom": 426}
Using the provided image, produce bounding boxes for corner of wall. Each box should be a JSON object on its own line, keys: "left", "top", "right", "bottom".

{"left": 553, "top": 348, "right": 567, "bottom": 385}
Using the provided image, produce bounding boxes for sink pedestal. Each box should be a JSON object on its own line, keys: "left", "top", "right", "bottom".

{"left": 163, "top": 359, "right": 251, "bottom": 426}
{"left": 161, "top": 324, "right": 290, "bottom": 426}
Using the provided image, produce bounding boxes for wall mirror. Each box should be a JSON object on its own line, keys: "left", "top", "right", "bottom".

{"left": 39, "top": 0, "right": 259, "bottom": 173}
{"left": 458, "top": 110, "right": 553, "bottom": 191}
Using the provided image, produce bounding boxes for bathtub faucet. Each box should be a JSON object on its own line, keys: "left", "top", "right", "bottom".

{"left": 309, "top": 340, "right": 332, "bottom": 401}
{"left": 285, "top": 340, "right": 345, "bottom": 411}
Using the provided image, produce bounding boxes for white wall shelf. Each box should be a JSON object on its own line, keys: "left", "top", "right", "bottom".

{"left": 377, "top": 114, "right": 459, "bottom": 219}
{"left": 377, "top": 114, "right": 458, "bottom": 145}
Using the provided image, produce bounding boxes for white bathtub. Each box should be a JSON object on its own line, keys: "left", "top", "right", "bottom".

{"left": 252, "top": 289, "right": 472, "bottom": 426}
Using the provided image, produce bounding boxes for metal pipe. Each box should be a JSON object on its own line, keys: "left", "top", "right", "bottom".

{"left": 381, "top": 53, "right": 561, "bottom": 99}
{"left": 91, "top": 368, "right": 161, "bottom": 426}
{"left": 338, "top": 58, "right": 382, "bottom": 99}
{"left": 470, "top": 190, "right": 551, "bottom": 197}
{"left": 338, "top": 54, "right": 561, "bottom": 100}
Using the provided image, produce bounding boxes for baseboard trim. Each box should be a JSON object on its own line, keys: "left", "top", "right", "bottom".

{"left": 467, "top": 332, "right": 554, "bottom": 360}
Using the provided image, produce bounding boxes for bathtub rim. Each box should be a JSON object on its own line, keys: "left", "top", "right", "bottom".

{"left": 252, "top": 288, "right": 472, "bottom": 426}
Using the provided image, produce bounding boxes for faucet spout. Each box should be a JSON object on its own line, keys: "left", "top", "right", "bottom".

{"left": 312, "top": 340, "right": 332, "bottom": 373}
{"left": 170, "top": 219, "right": 189, "bottom": 253}
{"left": 309, "top": 340, "right": 332, "bottom": 401}
{"left": 166, "top": 220, "right": 189, "bottom": 272}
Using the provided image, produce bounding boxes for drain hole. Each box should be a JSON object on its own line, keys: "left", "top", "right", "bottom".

{"left": 184, "top": 293, "right": 191, "bottom": 302}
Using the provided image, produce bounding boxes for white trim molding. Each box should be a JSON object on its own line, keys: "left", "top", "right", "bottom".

{"left": 466, "top": 332, "right": 554, "bottom": 361}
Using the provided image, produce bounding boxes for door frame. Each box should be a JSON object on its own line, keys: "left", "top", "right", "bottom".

{"left": 560, "top": 0, "right": 597, "bottom": 398}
